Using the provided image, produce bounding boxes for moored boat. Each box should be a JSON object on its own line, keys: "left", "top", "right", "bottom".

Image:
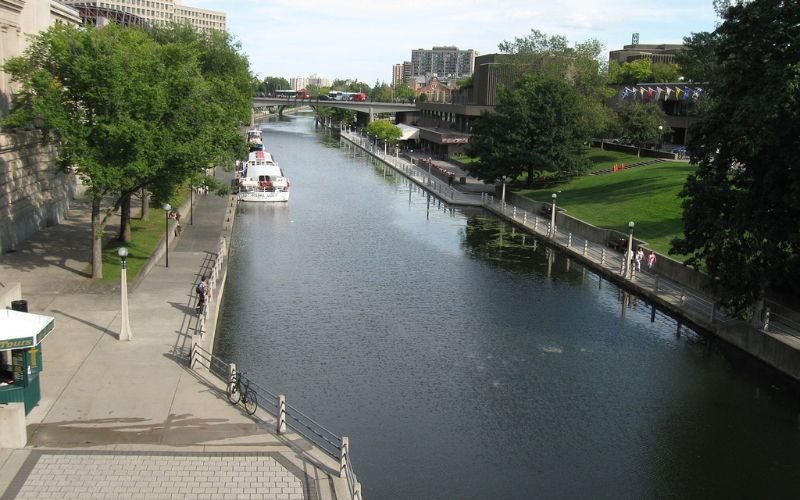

{"left": 238, "top": 150, "right": 290, "bottom": 202}
{"left": 246, "top": 128, "right": 263, "bottom": 151}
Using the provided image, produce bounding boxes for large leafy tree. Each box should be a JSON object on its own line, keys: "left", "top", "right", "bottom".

{"left": 671, "top": 0, "right": 800, "bottom": 312}
{"left": 498, "top": 30, "right": 613, "bottom": 141}
{"left": 468, "top": 74, "right": 588, "bottom": 184}
{"left": 262, "top": 76, "right": 290, "bottom": 95}
{"left": 3, "top": 23, "right": 250, "bottom": 278}
{"left": 365, "top": 119, "right": 401, "bottom": 143}
{"left": 617, "top": 102, "right": 666, "bottom": 156}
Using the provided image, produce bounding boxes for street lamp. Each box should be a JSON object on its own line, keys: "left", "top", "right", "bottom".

{"left": 658, "top": 125, "right": 664, "bottom": 149}
{"left": 163, "top": 203, "right": 171, "bottom": 268}
{"left": 626, "top": 220, "right": 635, "bottom": 278}
{"left": 118, "top": 247, "right": 132, "bottom": 341}
{"left": 501, "top": 176, "right": 507, "bottom": 207}
{"left": 189, "top": 185, "right": 193, "bottom": 225}
{"left": 550, "top": 193, "right": 557, "bottom": 236}
{"left": 428, "top": 156, "right": 432, "bottom": 175}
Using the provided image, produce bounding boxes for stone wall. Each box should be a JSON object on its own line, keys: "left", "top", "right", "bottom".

{"left": 0, "top": 131, "right": 74, "bottom": 254}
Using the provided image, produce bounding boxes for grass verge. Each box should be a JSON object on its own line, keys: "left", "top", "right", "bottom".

{"left": 517, "top": 161, "right": 695, "bottom": 258}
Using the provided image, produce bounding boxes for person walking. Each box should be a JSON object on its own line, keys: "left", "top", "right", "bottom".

{"left": 195, "top": 276, "right": 210, "bottom": 314}
{"left": 635, "top": 248, "right": 644, "bottom": 272}
{"left": 647, "top": 251, "right": 657, "bottom": 270}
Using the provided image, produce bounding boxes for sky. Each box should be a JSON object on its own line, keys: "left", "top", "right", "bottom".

{"left": 190, "top": 0, "right": 720, "bottom": 85}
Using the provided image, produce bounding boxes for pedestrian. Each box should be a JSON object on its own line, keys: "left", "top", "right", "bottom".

{"left": 647, "top": 251, "right": 657, "bottom": 269}
{"left": 195, "top": 276, "right": 210, "bottom": 313}
{"left": 635, "top": 248, "right": 644, "bottom": 272}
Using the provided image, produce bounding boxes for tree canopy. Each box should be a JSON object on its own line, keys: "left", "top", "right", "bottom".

{"left": 608, "top": 59, "right": 681, "bottom": 84}
{"left": 671, "top": 0, "right": 800, "bottom": 312}
{"left": 617, "top": 102, "right": 667, "bottom": 156}
{"left": 3, "top": 23, "right": 251, "bottom": 278}
{"left": 468, "top": 74, "right": 588, "bottom": 184}
{"left": 365, "top": 119, "right": 401, "bottom": 144}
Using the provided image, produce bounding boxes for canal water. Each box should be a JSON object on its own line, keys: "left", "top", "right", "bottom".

{"left": 216, "top": 115, "right": 800, "bottom": 499}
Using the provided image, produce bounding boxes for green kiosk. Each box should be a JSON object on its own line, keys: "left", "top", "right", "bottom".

{"left": 0, "top": 306, "right": 55, "bottom": 414}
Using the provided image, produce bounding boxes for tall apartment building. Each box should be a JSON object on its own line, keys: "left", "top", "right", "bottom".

{"left": 60, "top": 0, "right": 225, "bottom": 31}
{"left": 392, "top": 64, "right": 404, "bottom": 87}
{"left": 290, "top": 77, "right": 307, "bottom": 91}
{"left": 409, "top": 46, "right": 476, "bottom": 79}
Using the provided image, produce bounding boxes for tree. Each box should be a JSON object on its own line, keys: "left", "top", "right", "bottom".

{"left": 676, "top": 31, "right": 719, "bottom": 83}
{"left": 394, "top": 83, "right": 415, "bottom": 103}
{"left": 617, "top": 102, "right": 666, "bottom": 156}
{"left": 498, "top": 30, "right": 613, "bottom": 141}
{"left": 671, "top": 0, "right": 800, "bottom": 313}
{"left": 365, "top": 119, "right": 401, "bottom": 144}
{"left": 468, "top": 74, "right": 588, "bottom": 185}
{"left": 262, "top": 76, "right": 290, "bottom": 95}
{"left": 3, "top": 23, "right": 250, "bottom": 278}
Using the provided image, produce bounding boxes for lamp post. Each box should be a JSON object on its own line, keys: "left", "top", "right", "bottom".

{"left": 118, "top": 247, "right": 132, "bottom": 341}
{"left": 626, "top": 220, "right": 635, "bottom": 278}
{"left": 428, "top": 156, "right": 432, "bottom": 175}
{"left": 658, "top": 125, "right": 664, "bottom": 150}
{"left": 189, "top": 185, "right": 193, "bottom": 225}
{"left": 550, "top": 193, "right": 557, "bottom": 236}
{"left": 501, "top": 176, "right": 507, "bottom": 207}
{"left": 163, "top": 203, "right": 171, "bottom": 268}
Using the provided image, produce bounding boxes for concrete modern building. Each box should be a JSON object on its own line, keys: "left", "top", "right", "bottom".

{"left": 290, "top": 76, "right": 307, "bottom": 91}
{"left": 392, "top": 64, "right": 404, "bottom": 87}
{"left": 609, "top": 43, "right": 684, "bottom": 65}
{"left": 60, "top": 0, "right": 225, "bottom": 31}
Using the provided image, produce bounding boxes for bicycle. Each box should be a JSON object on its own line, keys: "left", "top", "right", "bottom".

{"left": 226, "top": 370, "right": 258, "bottom": 415}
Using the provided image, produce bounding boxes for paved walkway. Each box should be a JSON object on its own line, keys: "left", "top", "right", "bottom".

{"left": 0, "top": 181, "right": 346, "bottom": 499}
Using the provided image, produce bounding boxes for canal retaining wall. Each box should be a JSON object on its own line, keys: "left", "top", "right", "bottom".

{"left": 342, "top": 130, "right": 800, "bottom": 383}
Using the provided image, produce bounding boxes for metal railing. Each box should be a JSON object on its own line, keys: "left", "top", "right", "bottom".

{"left": 190, "top": 344, "right": 362, "bottom": 499}
{"left": 341, "top": 130, "right": 800, "bottom": 342}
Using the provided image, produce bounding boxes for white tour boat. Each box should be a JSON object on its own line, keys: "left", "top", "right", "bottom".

{"left": 238, "top": 150, "right": 290, "bottom": 202}
{"left": 246, "top": 128, "right": 263, "bottom": 151}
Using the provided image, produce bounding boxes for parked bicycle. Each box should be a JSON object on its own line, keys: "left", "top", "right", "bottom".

{"left": 226, "top": 370, "right": 258, "bottom": 415}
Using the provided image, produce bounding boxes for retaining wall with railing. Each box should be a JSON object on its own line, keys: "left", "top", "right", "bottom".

{"left": 340, "top": 128, "right": 800, "bottom": 382}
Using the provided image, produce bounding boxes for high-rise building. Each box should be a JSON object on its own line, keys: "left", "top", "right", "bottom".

{"left": 307, "top": 74, "right": 331, "bottom": 88}
{"left": 392, "top": 64, "right": 404, "bottom": 87}
{"left": 409, "top": 46, "right": 475, "bottom": 79}
{"left": 60, "top": 1, "right": 226, "bottom": 31}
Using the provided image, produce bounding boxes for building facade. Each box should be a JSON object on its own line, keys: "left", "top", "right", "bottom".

{"left": 392, "top": 64, "right": 403, "bottom": 87}
{"left": 1, "top": 0, "right": 81, "bottom": 117}
{"left": 609, "top": 44, "right": 684, "bottom": 65}
{"left": 60, "top": 0, "right": 225, "bottom": 31}
{"left": 409, "top": 46, "right": 475, "bottom": 80}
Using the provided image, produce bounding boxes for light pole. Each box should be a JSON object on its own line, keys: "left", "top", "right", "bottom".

{"left": 550, "top": 193, "right": 557, "bottom": 236}
{"left": 428, "top": 156, "right": 432, "bottom": 175}
{"left": 163, "top": 203, "right": 171, "bottom": 268}
{"left": 626, "top": 220, "right": 635, "bottom": 278}
{"left": 658, "top": 125, "right": 664, "bottom": 149}
{"left": 118, "top": 247, "right": 132, "bottom": 341}
{"left": 501, "top": 176, "right": 507, "bottom": 207}
{"left": 189, "top": 185, "right": 193, "bottom": 225}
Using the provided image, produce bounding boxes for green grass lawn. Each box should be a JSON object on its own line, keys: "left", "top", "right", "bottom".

{"left": 517, "top": 161, "right": 695, "bottom": 257}
{"left": 584, "top": 147, "right": 647, "bottom": 173}
{"left": 99, "top": 191, "right": 188, "bottom": 283}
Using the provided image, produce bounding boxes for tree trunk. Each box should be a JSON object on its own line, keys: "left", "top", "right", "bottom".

{"left": 637, "top": 147, "right": 641, "bottom": 158}
{"left": 141, "top": 188, "right": 149, "bottom": 220}
{"left": 91, "top": 198, "right": 104, "bottom": 279}
{"left": 119, "top": 193, "right": 132, "bottom": 243}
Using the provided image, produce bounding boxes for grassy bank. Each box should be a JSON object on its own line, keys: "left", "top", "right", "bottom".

{"left": 517, "top": 160, "right": 695, "bottom": 257}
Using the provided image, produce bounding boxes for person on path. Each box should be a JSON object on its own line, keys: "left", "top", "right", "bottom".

{"left": 635, "top": 248, "right": 644, "bottom": 272}
{"left": 647, "top": 251, "right": 657, "bottom": 269}
{"left": 196, "top": 276, "right": 210, "bottom": 313}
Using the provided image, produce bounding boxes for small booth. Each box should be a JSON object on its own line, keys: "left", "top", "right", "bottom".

{"left": 0, "top": 306, "right": 55, "bottom": 414}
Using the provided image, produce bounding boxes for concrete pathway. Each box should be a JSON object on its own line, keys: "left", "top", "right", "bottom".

{"left": 0, "top": 184, "right": 346, "bottom": 499}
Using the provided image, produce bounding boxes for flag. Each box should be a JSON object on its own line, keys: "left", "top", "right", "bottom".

{"left": 665, "top": 87, "right": 673, "bottom": 100}
{"left": 639, "top": 87, "right": 646, "bottom": 98}
{"left": 621, "top": 87, "right": 630, "bottom": 99}
{"left": 675, "top": 87, "right": 683, "bottom": 99}
{"left": 682, "top": 87, "right": 690, "bottom": 100}
{"left": 656, "top": 87, "right": 664, "bottom": 100}
{"left": 693, "top": 87, "right": 703, "bottom": 99}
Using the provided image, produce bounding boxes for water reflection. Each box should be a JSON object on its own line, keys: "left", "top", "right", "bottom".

{"left": 216, "top": 116, "right": 800, "bottom": 500}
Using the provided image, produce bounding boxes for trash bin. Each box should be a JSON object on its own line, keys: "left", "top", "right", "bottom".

{"left": 10, "top": 300, "right": 27, "bottom": 313}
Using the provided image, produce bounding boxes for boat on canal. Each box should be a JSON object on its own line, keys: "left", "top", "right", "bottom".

{"left": 237, "top": 150, "right": 290, "bottom": 203}
{"left": 246, "top": 128, "right": 263, "bottom": 151}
